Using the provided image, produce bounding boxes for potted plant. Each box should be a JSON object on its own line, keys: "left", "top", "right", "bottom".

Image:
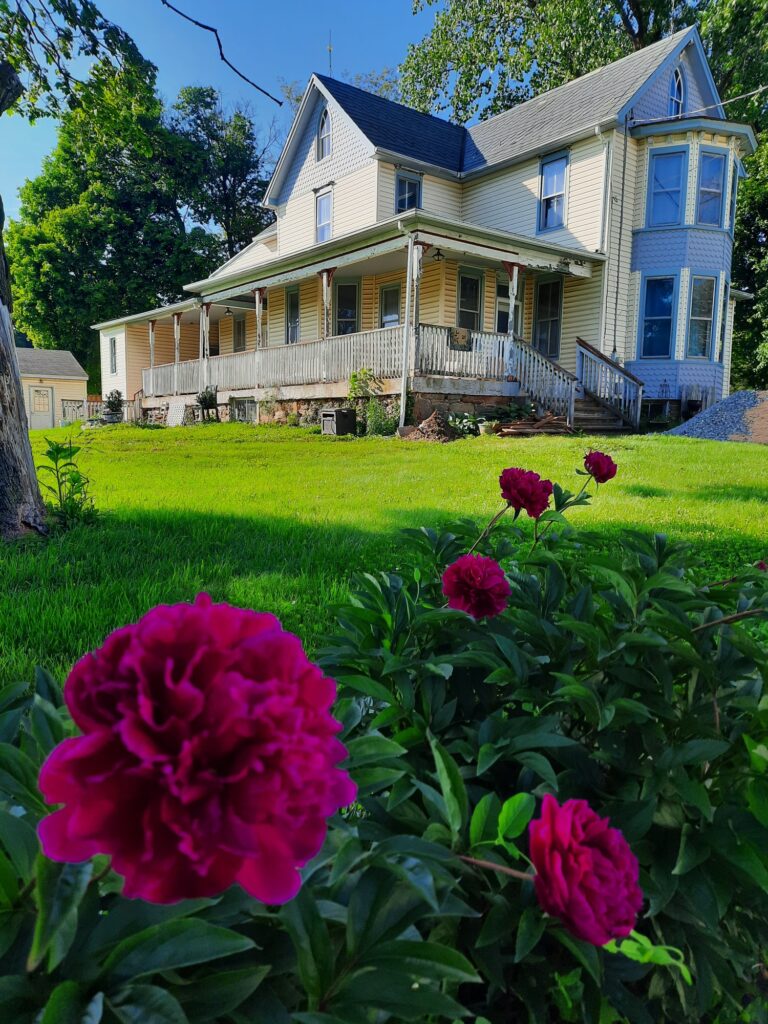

{"left": 480, "top": 419, "right": 499, "bottom": 435}
{"left": 102, "top": 389, "right": 124, "bottom": 424}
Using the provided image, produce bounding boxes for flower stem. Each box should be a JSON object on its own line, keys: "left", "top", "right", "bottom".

{"left": 467, "top": 505, "right": 509, "bottom": 554}
{"left": 459, "top": 854, "right": 534, "bottom": 883}
{"left": 692, "top": 608, "right": 767, "bottom": 632}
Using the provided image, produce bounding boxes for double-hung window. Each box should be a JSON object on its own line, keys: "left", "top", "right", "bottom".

{"left": 687, "top": 276, "right": 716, "bottom": 358}
{"left": 697, "top": 151, "right": 726, "bottom": 226}
{"left": 109, "top": 337, "right": 117, "bottom": 375}
{"left": 534, "top": 279, "right": 562, "bottom": 359}
{"left": 395, "top": 172, "right": 422, "bottom": 213}
{"left": 668, "top": 68, "right": 685, "bottom": 117}
{"left": 641, "top": 277, "right": 675, "bottom": 358}
{"left": 457, "top": 269, "right": 483, "bottom": 331}
{"left": 539, "top": 153, "right": 567, "bottom": 230}
{"left": 335, "top": 281, "right": 359, "bottom": 335}
{"left": 647, "top": 150, "right": 685, "bottom": 226}
{"left": 717, "top": 283, "right": 730, "bottom": 362}
{"left": 233, "top": 316, "right": 246, "bottom": 352}
{"left": 379, "top": 284, "right": 400, "bottom": 328}
{"left": 286, "top": 287, "right": 300, "bottom": 343}
{"left": 316, "top": 190, "right": 332, "bottom": 243}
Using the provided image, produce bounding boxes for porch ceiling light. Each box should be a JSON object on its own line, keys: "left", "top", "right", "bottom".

{"left": 224, "top": 307, "right": 233, "bottom": 317}
{"left": 432, "top": 248, "right": 445, "bottom": 262}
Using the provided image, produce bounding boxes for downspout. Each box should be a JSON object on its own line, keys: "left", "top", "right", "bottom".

{"left": 611, "top": 114, "right": 630, "bottom": 362}
{"left": 597, "top": 128, "right": 613, "bottom": 355}
{"left": 399, "top": 232, "right": 415, "bottom": 429}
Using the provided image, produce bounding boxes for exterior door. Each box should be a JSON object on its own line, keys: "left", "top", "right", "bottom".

{"left": 28, "top": 386, "right": 54, "bottom": 430}
{"left": 286, "top": 288, "right": 300, "bottom": 343}
{"left": 534, "top": 278, "right": 562, "bottom": 359}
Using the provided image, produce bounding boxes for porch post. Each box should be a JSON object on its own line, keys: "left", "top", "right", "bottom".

{"left": 198, "top": 304, "right": 205, "bottom": 392}
{"left": 399, "top": 236, "right": 415, "bottom": 429}
{"left": 202, "top": 302, "right": 212, "bottom": 389}
{"left": 254, "top": 287, "right": 266, "bottom": 347}
{"left": 319, "top": 267, "right": 336, "bottom": 340}
{"left": 173, "top": 312, "right": 181, "bottom": 395}
{"left": 148, "top": 319, "right": 156, "bottom": 396}
{"left": 502, "top": 261, "right": 524, "bottom": 336}
{"left": 411, "top": 243, "right": 426, "bottom": 373}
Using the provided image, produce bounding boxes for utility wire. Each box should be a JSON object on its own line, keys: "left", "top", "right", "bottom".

{"left": 629, "top": 83, "right": 768, "bottom": 126}
{"left": 159, "top": 0, "right": 283, "bottom": 106}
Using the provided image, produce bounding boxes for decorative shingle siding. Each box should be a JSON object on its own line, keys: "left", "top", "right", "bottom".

{"left": 625, "top": 358, "right": 724, "bottom": 399}
{"left": 630, "top": 47, "right": 712, "bottom": 123}
{"left": 276, "top": 93, "right": 373, "bottom": 204}
{"left": 631, "top": 228, "right": 733, "bottom": 275}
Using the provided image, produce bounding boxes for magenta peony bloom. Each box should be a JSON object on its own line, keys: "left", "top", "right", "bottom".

{"left": 499, "top": 467, "right": 554, "bottom": 520}
{"left": 583, "top": 450, "right": 617, "bottom": 484}
{"left": 442, "top": 554, "right": 511, "bottom": 620}
{"left": 757, "top": 560, "right": 767, "bottom": 571}
{"left": 529, "top": 794, "right": 643, "bottom": 947}
{"left": 38, "top": 595, "right": 356, "bottom": 905}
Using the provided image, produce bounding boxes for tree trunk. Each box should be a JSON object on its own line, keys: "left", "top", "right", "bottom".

{"left": 0, "top": 60, "right": 47, "bottom": 539}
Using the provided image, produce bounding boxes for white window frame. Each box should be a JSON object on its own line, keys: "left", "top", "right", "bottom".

{"left": 395, "top": 171, "right": 422, "bottom": 213}
{"left": 233, "top": 315, "right": 246, "bottom": 352}
{"left": 696, "top": 150, "right": 727, "bottom": 227}
{"left": 456, "top": 267, "right": 484, "bottom": 332}
{"left": 668, "top": 68, "right": 685, "bottom": 117}
{"left": 317, "top": 108, "right": 331, "bottom": 161}
{"left": 379, "top": 283, "right": 401, "bottom": 328}
{"left": 316, "top": 189, "right": 332, "bottom": 243}
{"left": 686, "top": 275, "right": 717, "bottom": 360}
{"left": 109, "top": 336, "right": 117, "bottom": 375}
{"left": 538, "top": 152, "right": 568, "bottom": 232}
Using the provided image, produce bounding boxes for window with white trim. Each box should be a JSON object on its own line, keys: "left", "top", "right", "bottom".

{"left": 647, "top": 150, "right": 685, "bottom": 226}
{"left": 457, "top": 269, "right": 483, "bottom": 331}
{"left": 109, "top": 336, "right": 117, "bottom": 375}
{"left": 641, "top": 277, "right": 675, "bottom": 358}
{"left": 316, "top": 190, "right": 332, "bottom": 243}
{"left": 379, "top": 284, "right": 401, "bottom": 328}
{"left": 317, "top": 108, "right": 331, "bottom": 161}
{"left": 534, "top": 278, "right": 562, "bottom": 358}
{"left": 233, "top": 316, "right": 246, "bottom": 352}
{"left": 697, "top": 152, "right": 726, "bottom": 226}
{"left": 539, "top": 154, "right": 567, "bottom": 230}
{"left": 668, "top": 68, "right": 685, "bottom": 117}
{"left": 717, "top": 282, "right": 729, "bottom": 362}
{"left": 687, "top": 276, "right": 716, "bottom": 358}
{"left": 286, "top": 287, "right": 300, "bottom": 344}
{"left": 395, "top": 172, "right": 422, "bottom": 212}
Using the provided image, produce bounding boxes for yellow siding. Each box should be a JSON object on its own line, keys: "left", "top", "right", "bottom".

{"left": 603, "top": 131, "right": 640, "bottom": 362}
{"left": 560, "top": 266, "right": 604, "bottom": 373}
{"left": 208, "top": 235, "right": 277, "bottom": 280}
{"left": 376, "top": 162, "right": 462, "bottom": 221}
{"left": 267, "top": 287, "right": 285, "bottom": 345}
{"left": 462, "top": 135, "right": 606, "bottom": 252}
{"left": 21, "top": 375, "right": 88, "bottom": 424}
{"left": 420, "top": 261, "right": 442, "bottom": 325}
{"left": 300, "top": 277, "right": 321, "bottom": 340}
{"left": 333, "top": 163, "right": 378, "bottom": 237}
{"left": 125, "top": 321, "right": 203, "bottom": 396}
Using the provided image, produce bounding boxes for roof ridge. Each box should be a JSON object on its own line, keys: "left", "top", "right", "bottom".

{"left": 314, "top": 73, "right": 466, "bottom": 134}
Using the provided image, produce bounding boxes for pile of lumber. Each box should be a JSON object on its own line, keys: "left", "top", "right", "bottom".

{"left": 496, "top": 412, "right": 573, "bottom": 436}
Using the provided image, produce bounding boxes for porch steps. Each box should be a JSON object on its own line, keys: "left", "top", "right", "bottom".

{"left": 572, "top": 394, "right": 631, "bottom": 433}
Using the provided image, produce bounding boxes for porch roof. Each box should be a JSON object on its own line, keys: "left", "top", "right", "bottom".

{"left": 91, "top": 298, "right": 199, "bottom": 332}
{"left": 184, "top": 210, "right": 604, "bottom": 304}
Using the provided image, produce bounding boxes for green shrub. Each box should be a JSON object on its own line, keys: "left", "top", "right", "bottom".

{"left": 36, "top": 437, "right": 98, "bottom": 529}
{"left": 348, "top": 367, "right": 383, "bottom": 400}
{"left": 366, "top": 397, "right": 398, "bottom": 436}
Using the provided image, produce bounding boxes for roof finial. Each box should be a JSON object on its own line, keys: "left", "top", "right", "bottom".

{"left": 328, "top": 30, "right": 333, "bottom": 77}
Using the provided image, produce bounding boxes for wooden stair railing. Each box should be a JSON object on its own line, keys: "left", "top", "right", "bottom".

{"left": 576, "top": 339, "right": 644, "bottom": 428}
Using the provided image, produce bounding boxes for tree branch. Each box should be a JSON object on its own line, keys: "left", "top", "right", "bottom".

{"left": 692, "top": 608, "right": 767, "bottom": 633}
{"left": 158, "top": 0, "right": 283, "bottom": 107}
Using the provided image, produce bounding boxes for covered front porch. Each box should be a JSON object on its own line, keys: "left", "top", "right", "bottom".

{"left": 138, "top": 215, "right": 643, "bottom": 428}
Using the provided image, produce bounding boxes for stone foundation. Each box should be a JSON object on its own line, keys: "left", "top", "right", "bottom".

{"left": 411, "top": 392, "right": 529, "bottom": 423}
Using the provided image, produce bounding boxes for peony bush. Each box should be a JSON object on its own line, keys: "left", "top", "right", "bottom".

{"left": 0, "top": 452, "right": 767, "bottom": 1023}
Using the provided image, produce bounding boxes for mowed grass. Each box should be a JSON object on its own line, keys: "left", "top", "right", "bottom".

{"left": 1, "top": 423, "right": 766, "bottom": 682}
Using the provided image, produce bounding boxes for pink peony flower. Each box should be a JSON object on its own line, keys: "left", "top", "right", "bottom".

{"left": 499, "top": 468, "right": 554, "bottom": 520}
{"left": 757, "top": 560, "right": 767, "bottom": 571}
{"left": 38, "top": 595, "right": 356, "bottom": 905}
{"left": 583, "top": 450, "right": 617, "bottom": 484}
{"left": 528, "top": 794, "right": 643, "bottom": 947}
{"left": 442, "top": 554, "right": 511, "bottom": 620}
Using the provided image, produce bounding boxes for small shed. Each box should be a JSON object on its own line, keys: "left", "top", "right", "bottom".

{"left": 15, "top": 348, "right": 89, "bottom": 429}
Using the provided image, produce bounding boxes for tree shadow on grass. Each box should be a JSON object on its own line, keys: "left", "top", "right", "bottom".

{"left": 1, "top": 502, "right": 764, "bottom": 684}
{"left": 689, "top": 483, "right": 768, "bottom": 504}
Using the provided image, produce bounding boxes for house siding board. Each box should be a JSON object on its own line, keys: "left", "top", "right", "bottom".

{"left": 631, "top": 228, "right": 732, "bottom": 275}
{"left": 561, "top": 266, "right": 604, "bottom": 372}
{"left": 21, "top": 375, "right": 88, "bottom": 424}
{"left": 267, "top": 287, "right": 286, "bottom": 345}
{"left": 462, "top": 135, "right": 605, "bottom": 252}
{"left": 602, "top": 131, "right": 640, "bottom": 361}
{"left": 300, "top": 277, "right": 320, "bottom": 341}
{"left": 209, "top": 237, "right": 277, "bottom": 279}
{"left": 333, "top": 163, "right": 379, "bottom": 238}
{"left": 624, "top": 358, "right": 724, "bottom": 399}
{"left": 376, "top": 162, "right": 462, "bottom": 220}
{"left": 276, "top": 93, "right": 373, "bottom": 205}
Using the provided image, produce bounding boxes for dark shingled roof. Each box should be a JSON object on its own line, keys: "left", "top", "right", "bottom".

{"left": 316, "top": 27, "right": 699, "bottom": 175}
{"left": 315, "top": 74, "right": 466, "bottom": 172}
{"left": 16, "top": 347, "right": 88, "bottom": 380}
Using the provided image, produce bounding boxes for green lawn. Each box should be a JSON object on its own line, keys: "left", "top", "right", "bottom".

{"left": 1, "top": 423, "right": 766, "bottom": 682}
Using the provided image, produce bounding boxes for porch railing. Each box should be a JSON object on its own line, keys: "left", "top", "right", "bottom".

{"left": 416, "top": 325, "right": 577, "bottom": 424}
{"left": 576, "top": 338, "right": 644, "bottom": 428}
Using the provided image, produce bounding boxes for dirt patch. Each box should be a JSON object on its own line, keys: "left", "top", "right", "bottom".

{"left": 730, "top": 391, "right": 768, "bottom": 444}
{"left": 401, "top": 410, "right": 458, "bottom": 443}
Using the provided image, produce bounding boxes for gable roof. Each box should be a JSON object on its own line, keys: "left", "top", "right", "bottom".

{"left": 314, "top": 74, "right": 467, "bottom": 173}
{"left": 274, "top": 26, "right": 718, "bottom": 187}
{"left": 464, "top": 27, "right": 704, "bottom": 171}
{"left": 16, "top": 347, "right": 88, "bottom": 380}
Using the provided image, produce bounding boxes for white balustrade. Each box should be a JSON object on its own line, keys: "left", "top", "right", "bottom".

{"left": 576, "top": 340, "right": 643, "bottom": 427}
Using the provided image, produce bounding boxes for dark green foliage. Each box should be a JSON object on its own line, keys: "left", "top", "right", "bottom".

{"left": 365, "top": 399, "right": 398, "bottom": 436}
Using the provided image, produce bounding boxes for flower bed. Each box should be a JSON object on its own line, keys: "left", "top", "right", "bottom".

{"left": 1, "top": 451, "right": 767, "bottom": 1022}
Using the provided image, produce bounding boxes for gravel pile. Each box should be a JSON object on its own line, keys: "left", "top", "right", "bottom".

{"left": 667, "top": 390, "right": 764, "bottom": 441}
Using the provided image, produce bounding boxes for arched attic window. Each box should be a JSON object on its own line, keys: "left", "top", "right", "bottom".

{"left": 317, "top": 108, "right": 331, "bottom": 160}
{"left": 668, "top": 67, "right": 685, "bottom": 117}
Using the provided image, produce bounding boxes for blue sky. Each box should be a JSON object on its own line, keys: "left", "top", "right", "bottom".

{"left": 0, "top": 0, "right": 434, "bottom": 220}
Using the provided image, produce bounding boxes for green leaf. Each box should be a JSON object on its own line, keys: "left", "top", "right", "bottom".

{"left": 498, "top": 793, "right": 535, "bottom": 842}
{"left": 109, "top": 985, "right": 188, "bottom": 1024}
{"left": 365, "top": 939, "right": 480, "bottom": 982}
{"left": 346, "top": 733, "right": 407, "bottom": 766}
{"left": 176, "top": 966, "right": 270, "bottom": 1022}
{"left": 552, "top": 928, "right": 602, "bottom": 985}
{"left": 515, "top": 907, "right": 546, "bottom": 962}
{"left": 513, "top": 752, "right": 558, "bottom": 789}
{"left": 102, "top": 920, "right": 253, "bottom": 986}
{"left": 0, "top": 743, "right": 46, "bottom": 811}
{"left": 39, "top": 982, "right": 97, "bottom": 1024}
{"left": 281, "top": 888, "right": 334, "bottom": 1001}
{"left": 428, "top": 735, "right": 468, "bottom": 837}
{"left": 28, "top": 856, "right": 93, "bottom": 971}
{"left": 337, "top": 674, "right": 395, "bottom": 705}
{"left": 658, "top": 740, "right": 730, "bottom": 769}
{"left": 0, "top": 810, "right": 39, "bottom": 876}
{"left": 470, "top": 793, "right": 501, "bottom": 846}
{"left": 747, "top": 778, "right": 768, "bottom": 828}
